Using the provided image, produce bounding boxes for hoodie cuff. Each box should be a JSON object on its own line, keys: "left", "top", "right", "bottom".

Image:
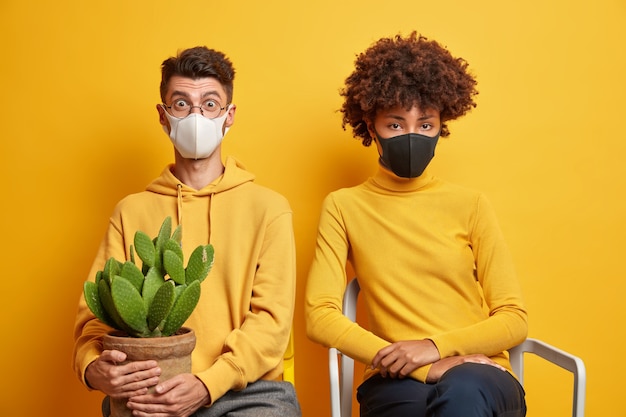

{"left": 196, "top": 357, "right": 245, "bottom": 405}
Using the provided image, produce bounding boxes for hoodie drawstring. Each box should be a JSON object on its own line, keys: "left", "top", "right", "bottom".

{"left": 176, "top": 184, "right": 183, "bottom": 238}
{"left": 176, "top": 183, "right": 214, "bottom": 245}
{"left": 207, "top": 192, "right": 214, "bottom": 245}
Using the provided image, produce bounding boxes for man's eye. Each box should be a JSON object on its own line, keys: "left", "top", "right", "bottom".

{"left": 204, "top": 100, "right": 218, "bottom": 109}
{"left": 174, "top": 100, "right": 189, "bottom": 109}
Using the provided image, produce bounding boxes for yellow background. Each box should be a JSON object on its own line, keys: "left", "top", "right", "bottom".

{"left": 1, "top": 1, "right": 624, "bottom": 416}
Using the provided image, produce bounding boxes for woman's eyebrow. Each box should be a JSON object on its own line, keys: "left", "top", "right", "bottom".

{"left": 383, "top": 113, "right": 436, "bottom": 121}
{"left": 383, "top": 114, "right": 406, "bottom": 121}
{"left": 418, "top": 113, "right": 438, "bottom": 121}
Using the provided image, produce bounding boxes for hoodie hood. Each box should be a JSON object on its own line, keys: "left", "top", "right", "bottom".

{"left": 145, "top": 156, "right": 255, "bottom": 243}
{"left": 146, "top": 156, "right": 255, "bottom": 197}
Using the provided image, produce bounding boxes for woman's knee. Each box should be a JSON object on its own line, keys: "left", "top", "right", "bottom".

{"left": 435, "top": 363, "right": 494, "bottom": 400}
{"left": 428, "top": 363, "right": 526, "bottom": 416}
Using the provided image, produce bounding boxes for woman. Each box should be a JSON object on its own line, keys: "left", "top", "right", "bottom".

{"left": 305, "top": 32, "right": 528, "bottom": 417}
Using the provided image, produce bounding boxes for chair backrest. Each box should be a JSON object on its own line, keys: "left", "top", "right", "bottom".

{"left": 329, "top": 278, "right": 586, "bottom": 417}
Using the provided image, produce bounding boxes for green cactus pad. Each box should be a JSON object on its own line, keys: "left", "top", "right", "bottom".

{"left": 156, "top": 217, "right": 172, "bottom": 247}
{"left": 84, "top": 281, "right": 114, "bottom": 328}
{"left": 147, "top": 280, "right": 175, "bottom": 332}
{"left": 161, "top": 280, "right": 201, "bottom": 336}
{"left": 102, "top": 257, "right": 123, "bottom": 284}
{"left": 163, "top": 238, "right": 184, "bottom": 261}
{"left": 134, "top": 231, "right": 156, "bottom": 268}
{"left": 98, "top": 279, "right": 132, "bottom": 334}
{"left": 153, "top": 217, "right": 172, "bottom": 271}
{"left": 142, "top": 267, "right": 166, "bottom": 312}
{"left": 120, "top": 261, "right": 144, "bottom": 293}
{"left": 173, "top": 282, "right": 186, "bottom": 301}
{"left": 164, "top": 249, "right": 186, "bottom": 285}
{"left": 111, "top": 276, "right": 149, "bottom": 336}
{"left": 171, "top": 224, "right": 182, "bottom": 243}
{"left": 185, "top": 245, "right": 214, "bottom": 284}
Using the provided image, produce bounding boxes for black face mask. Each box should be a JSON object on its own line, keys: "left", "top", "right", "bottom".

{"left": 377, "top": 132, "right": 440, "bottom": 178}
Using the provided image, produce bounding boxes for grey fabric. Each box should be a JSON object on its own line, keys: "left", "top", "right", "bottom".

{"left": 193, "top": 380, "right": 301, "bottom": 417}
{"left": 102, "top": 380, "right": 301, "bottom": 417}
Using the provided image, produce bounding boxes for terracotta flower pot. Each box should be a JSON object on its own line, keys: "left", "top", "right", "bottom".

{"left": 103, "top": 327, "right": 196, "bottom": 417}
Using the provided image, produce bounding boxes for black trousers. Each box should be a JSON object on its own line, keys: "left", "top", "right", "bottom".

{"left": 357, "top": 363, "right": 526, "bottom": 417}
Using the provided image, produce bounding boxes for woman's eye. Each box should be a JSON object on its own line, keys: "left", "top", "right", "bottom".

{"left": 421, "top": 123, "right": 432, "bottom": 130}
{"left": 390, "top": 123, "right": 401, "bottom": 130}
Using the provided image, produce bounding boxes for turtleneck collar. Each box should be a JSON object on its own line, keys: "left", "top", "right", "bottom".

{"left": 368, "top": 166, "right": 435, "bottom": 193}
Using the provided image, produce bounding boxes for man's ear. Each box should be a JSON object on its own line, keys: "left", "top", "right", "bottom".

{"left": 156, "top": 104, "right": 169, "bottom": 128}
{"left": 224, "top": 104, "right": 237, "bottom": 128}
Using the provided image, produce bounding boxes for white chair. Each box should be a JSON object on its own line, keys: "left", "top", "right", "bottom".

{"left": 329, "top": 278, "right": 586, "bottom": 417}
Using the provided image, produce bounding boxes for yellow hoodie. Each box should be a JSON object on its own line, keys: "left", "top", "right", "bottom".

{"left": 73, "top": 156, "right": 296, "bottom": 404}
{"left": 305, "top": 167, "right": 527, "bottom": 383}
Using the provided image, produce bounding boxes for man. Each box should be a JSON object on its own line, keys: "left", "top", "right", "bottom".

{"left": 73, "top": 46, "right": 300, "bottom": 417}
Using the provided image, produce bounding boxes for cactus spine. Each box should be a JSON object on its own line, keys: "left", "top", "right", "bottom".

{"left": 83, "top": 216, "right": 214, "bottom": 337}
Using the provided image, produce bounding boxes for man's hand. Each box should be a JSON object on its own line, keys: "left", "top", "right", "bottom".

{"left": 426, "top": 354, "right": 507, "bottom": 383}
{"left": 85, "top": 350, "right": 161, "bottom": 399}
{"left": 126, "top": 373, "right": 210, "bottom": 417}
{"left": 371, "top": 339, "right": 441, "bottom": 378}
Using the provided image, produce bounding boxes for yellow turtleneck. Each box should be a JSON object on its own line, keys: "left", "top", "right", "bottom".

{"left": 305, "top": 167, "right": 527, "bottom": 383}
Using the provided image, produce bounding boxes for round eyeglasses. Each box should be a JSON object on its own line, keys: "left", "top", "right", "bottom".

{"left": 163, "top": 98, "right": 228, "bottom": 119}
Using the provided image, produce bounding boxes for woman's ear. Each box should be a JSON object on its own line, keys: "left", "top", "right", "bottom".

{"left": 365, "top": 120, "right": 377, "bottom": 141}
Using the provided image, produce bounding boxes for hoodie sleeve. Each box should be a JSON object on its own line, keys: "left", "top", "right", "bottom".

{"left": 72, "top": 215, "right": 127, "bottom": 386}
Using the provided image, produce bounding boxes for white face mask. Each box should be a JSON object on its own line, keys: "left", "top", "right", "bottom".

{"left": 161, "top": 105, "right": 231, "bottom": 160}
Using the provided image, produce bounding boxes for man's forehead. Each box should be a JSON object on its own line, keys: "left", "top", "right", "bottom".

{"left": 166, "top": 76, "right": 226, "bottom": 98}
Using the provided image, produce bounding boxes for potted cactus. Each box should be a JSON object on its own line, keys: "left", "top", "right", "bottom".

{"left": 83, "top": 216, "right": 214, "bottom": 337}
{"left": 83, "top": 216, "right": 214, "bottom": 417}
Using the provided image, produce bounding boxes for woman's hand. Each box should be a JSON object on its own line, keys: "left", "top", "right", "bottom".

{"left": 426, "top": 354, "right": 507, "bottom": 383}
{"left": 371, "top": 339, "right": 440, "bottom": 378}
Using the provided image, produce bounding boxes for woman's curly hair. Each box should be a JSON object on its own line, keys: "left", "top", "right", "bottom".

{"left": 340, "top": 32, "right": 478, "bottom": 146}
